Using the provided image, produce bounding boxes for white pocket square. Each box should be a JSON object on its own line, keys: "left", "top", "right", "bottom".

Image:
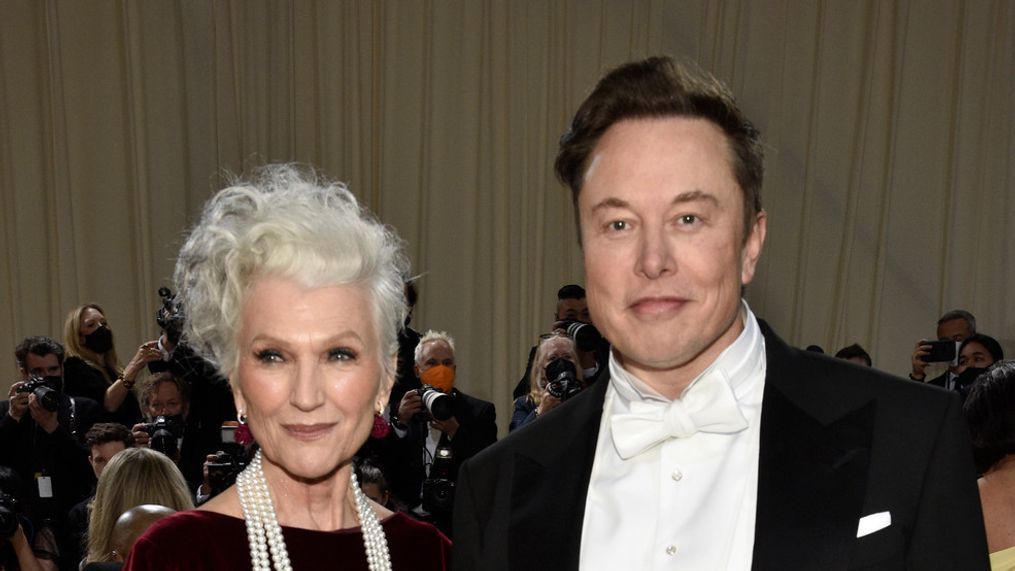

{"left": 856, "top": 511, "right": 892, "bottom": 538}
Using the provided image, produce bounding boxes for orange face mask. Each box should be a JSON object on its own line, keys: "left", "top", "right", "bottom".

{"left": 420, "top": 365, "right": 455, "bottom": 393}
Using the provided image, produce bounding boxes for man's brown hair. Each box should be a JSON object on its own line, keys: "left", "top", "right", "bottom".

{"left": 554, "top": 56, "right": 764, "bottom": 238}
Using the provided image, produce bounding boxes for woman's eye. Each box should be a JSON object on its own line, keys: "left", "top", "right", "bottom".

{"left": 328, "top": 348, "right": 357, "bottom": 362}
{"left": 255, "top": 349, "right": 283, "bottom": 363}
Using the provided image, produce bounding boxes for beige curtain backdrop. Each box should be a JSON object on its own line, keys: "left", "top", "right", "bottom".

{"left": 1, "top": 0, "right": 1012, "bottom": 433}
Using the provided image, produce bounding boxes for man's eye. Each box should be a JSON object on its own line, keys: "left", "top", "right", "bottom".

{"left": 608, "top": 220, "right": 628, "bottom": 231}
{"left": 678, "top": 214, "right": 698, "bottom": 225}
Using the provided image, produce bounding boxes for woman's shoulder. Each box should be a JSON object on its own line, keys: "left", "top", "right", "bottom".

{"left": 124, "top": 511, "right": 244, "bottom": 570}
{"left": 383, "top": 513, "right": 452, "bottom": 567}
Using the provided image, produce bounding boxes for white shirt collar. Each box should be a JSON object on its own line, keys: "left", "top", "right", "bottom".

{"left": 609, "top": 299, "right": 764, "bottom": 403}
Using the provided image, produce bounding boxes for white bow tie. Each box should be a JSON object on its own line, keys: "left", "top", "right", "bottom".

{"left": 610, "top": 370, "right": 749, "bottom": 459}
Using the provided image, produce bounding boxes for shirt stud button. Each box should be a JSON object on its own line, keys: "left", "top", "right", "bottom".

{"left": 666, "top": 545, "right": 677, "bottom": 556}
{"left": 671, "top": 470, "right": 683, "bottom": 481}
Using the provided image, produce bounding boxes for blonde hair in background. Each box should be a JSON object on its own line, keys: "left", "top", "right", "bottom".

{"left": 86, "top": 447, "right": 194, "bottom": 562}
{"left": 529, "top": 334, "right": 579, "bottom": 405}
{"left": 62, "top": 303, "right": 123, "bottom": 383}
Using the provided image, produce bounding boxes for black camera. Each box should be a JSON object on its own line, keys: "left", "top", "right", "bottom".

{"left": 544, "top": 358, "right": 582, "bottom": 401}
{"left": 206, "top": 449, "right": 249, "bottom": 497}
{"left": 155, "top": 286, "right": 185, "bottom": 345}
{"left": 142, "top": 415, "right": 185, "bottom": 458}
{"left": 16, "top": 376, "right": 61, "bottom": 412}
{"left": 0, "top": 492, "right": 19, "bottom": 539}
{"left": 421, "top": 444, "right": 455, "bottom": 514}
{"left": 415, "top": 385, "right": 453, "bottom": 421}
{"left": 559, "top": 320, "right": 603, "bottom": 352}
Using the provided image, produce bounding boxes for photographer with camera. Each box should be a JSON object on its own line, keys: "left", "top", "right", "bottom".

{"left": 909, "top": 309, "right": 977, "bottom": 390}
{"left": 512, "top": 284, "right": 609, "bottom": 400}
{"left": 389, "top": 330, "right": 496, "bottom": 535}
{"left": 510, "top": 334, "right": 584, "bottom": 432}
{"left": 130, "top": 373, "right": 222, "bottom": 493}
{"left": 0, "top": 466, "right": 59, "bottom": 571}
{"left": 0, "top": 337, "right": 100, "bottom": 565}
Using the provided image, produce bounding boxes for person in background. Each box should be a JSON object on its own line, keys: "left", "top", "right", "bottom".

{"left": 84, "top": 448, "right": 193, "bottom": 566}
{"left": 834, "top": 343, "right": 872, "bottom": 367}
{"left": 0, "top": 466, "right": 59, "bottom": 571}
{"left": 909, "top": 309, "right": 977, "bottom": 389}
{"left": 67, "top": 423, "right": 135, "bottom": 569}
{"left": 963, "top": 361, "right": 1015, "bottom": 569}
{"left": 511, "top": 334, "right": 582, "bottom": 431}
{"left": 62, "top": 304, "right": 153, "bottom": 426}
{"left": 955, "top": 334, "right": 1005, "bottom": 398}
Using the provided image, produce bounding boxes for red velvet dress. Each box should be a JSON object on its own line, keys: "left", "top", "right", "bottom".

{"left": 124, "top": 510, "right": 451, "bottom": 570}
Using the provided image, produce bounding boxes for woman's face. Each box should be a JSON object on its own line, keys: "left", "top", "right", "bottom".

{"left": 232, "top": 276, "right": 392, "bottom": 481}
{"left": 536, "top": 337, "right": 578, "bottom": 387}
{"left": 958, "top": 341, "right": 995, "bottom": 374}
{"left": 79, "top": 307, "right": 107, "bottom": 341}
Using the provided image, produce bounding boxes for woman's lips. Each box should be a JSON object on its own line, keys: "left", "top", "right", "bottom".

{"left": 629, "top": 297, "right": 687, "bottom": 316}
{"left": 283, "top": 423, "right": 336, "bottom": 441}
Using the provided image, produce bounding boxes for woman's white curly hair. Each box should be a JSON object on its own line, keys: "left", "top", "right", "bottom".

{"left": 173, "top": 164, "right": 408, "bottom": 379}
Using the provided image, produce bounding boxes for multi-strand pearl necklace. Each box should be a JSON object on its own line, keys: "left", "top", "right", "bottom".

{"left": 236, "top": 450, "right": 392, "bottom": 571}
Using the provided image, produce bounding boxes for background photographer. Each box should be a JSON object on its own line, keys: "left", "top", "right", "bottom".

{"left": 0, "top": 466, "right": 58, "bottom": 571}
{"left": 130, "top": 373, "right": 222, "bottom": 493}
{"left": 512, "top": 284, "right": 609, "bottom": 399}
{"left": 0, "top": 336, "right": 99, "bottom": 568}
{"left": 909, "top": 309, "right": 976, "bottom": 389}
{"left": 510, "top": 334, "right": 583, "bottom": 432}
{"left": 389, "top": 330, "right": 496, "bottom": 535}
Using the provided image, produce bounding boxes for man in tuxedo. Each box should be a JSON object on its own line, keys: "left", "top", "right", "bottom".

{"left": 390, "top": 329, "right": 497, "bottom": 535}
{"left": 453, "top": 56, "right": 988, "bottom": 570}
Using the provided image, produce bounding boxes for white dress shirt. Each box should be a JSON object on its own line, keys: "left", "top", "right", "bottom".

{"left": 580, "top": 302, "right": 767, "bottom": 570}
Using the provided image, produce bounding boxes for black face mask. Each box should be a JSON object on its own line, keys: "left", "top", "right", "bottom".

{"left": 955, "top": 366, "right": 988, "bottom": 388}
{"left": 83, "top": 325, "right": 114, "bottom": 354}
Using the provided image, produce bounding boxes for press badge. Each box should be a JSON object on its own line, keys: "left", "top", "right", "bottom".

{"left": 37, "top": 474, "right": 53, "bottom": 498}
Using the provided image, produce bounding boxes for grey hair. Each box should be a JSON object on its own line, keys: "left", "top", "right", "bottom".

{"left": 414, "top": 330, "right": 456, "bottom": 365}
{"left": 174, "top": 164, "right": 408, "bottom": 379}
{"left": 938, "top": 309, "right": 976, "bottom": 333}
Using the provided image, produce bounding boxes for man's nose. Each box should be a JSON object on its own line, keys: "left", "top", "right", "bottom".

{"left": 635, "top": 227, "right": 675, "bottom": 278}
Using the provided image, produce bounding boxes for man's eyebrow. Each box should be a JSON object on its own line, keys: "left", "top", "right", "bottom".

{"left": 590, "top": 190, "right": 719, "bottom": 213}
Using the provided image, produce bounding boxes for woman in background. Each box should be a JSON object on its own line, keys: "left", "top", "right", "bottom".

{"left": 63, "top": 304, "right": 156, "bottom": 426}
{"left": 84, "top": 447, "right": 193, "bottom": 565}
{"left": 510, "top": 334, "right": 581, "bottom": 431}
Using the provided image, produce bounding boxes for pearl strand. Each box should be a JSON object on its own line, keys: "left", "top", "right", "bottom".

{"left": 236, "top": 450, "right": 392, "bottom": 571}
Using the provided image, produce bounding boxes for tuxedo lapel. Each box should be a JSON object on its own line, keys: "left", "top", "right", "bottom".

{"left": 752, "top": 324, "right": 876, "bottom": 571}
{"left": 506, "top": 377, "right": 607, "bottom": 570}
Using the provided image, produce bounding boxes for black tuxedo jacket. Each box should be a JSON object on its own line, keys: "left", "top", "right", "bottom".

{"left": 454, "top": 323, "right": 988, "bottom": 570}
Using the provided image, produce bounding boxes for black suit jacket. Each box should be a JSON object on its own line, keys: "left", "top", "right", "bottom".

{"left": 454, "top": 322, "right": 988, "bottom": 570}
{"left": 390, "top": 388, "right": 497, "bottom": 509}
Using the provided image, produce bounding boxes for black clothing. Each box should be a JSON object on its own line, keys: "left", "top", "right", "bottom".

{"left": 389, "top": 388, "right": 496, "bottom": 535}
{"left": 63, "top": 356, "right": 142, "bottom": 427}
{"left": 389, "top": 326, "right": 423, "bottom": 409}
{"left": 454, "top": 322, "right": 989, "bottom": 570}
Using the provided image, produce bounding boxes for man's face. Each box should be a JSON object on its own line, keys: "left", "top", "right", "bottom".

{"left": 937, "top": 318, "right": 972, "bottom": 342}
{"left": 147, "top": 381, "right": 185, "bottom": 418}
{"left": 89, "top": 441, "right": 126, "bottom": 478}
{"left": 416, "top": 341, "right": 456, "bottom": 375}
{"left": 578, "top": 117, "right": 766, "bottom": 391}
{"left": 555, "top": 297, "right": 590, "bottom": 323}
{"left": 20, "top": 353, "right": 63, "bottom": 381}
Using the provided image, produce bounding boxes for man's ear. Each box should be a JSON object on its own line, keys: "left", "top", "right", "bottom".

{"left": 741, "top": 210, "right": 768, "bottom": 286}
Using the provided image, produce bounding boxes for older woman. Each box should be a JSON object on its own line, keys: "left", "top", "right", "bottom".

{"left": 510, "top": 334, "right": 582, "bottom": 431}
{"left": 963, "top": 361, "right": 1015, "bottom": 569}
{"left": 85, "top": 447, "right": 194, "bottom": 565}
{"left": 63, "top": 304, "right": 159, "bottom": 426}
{"left": 125, "top": 166, "right": 450, "bottom": 570}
